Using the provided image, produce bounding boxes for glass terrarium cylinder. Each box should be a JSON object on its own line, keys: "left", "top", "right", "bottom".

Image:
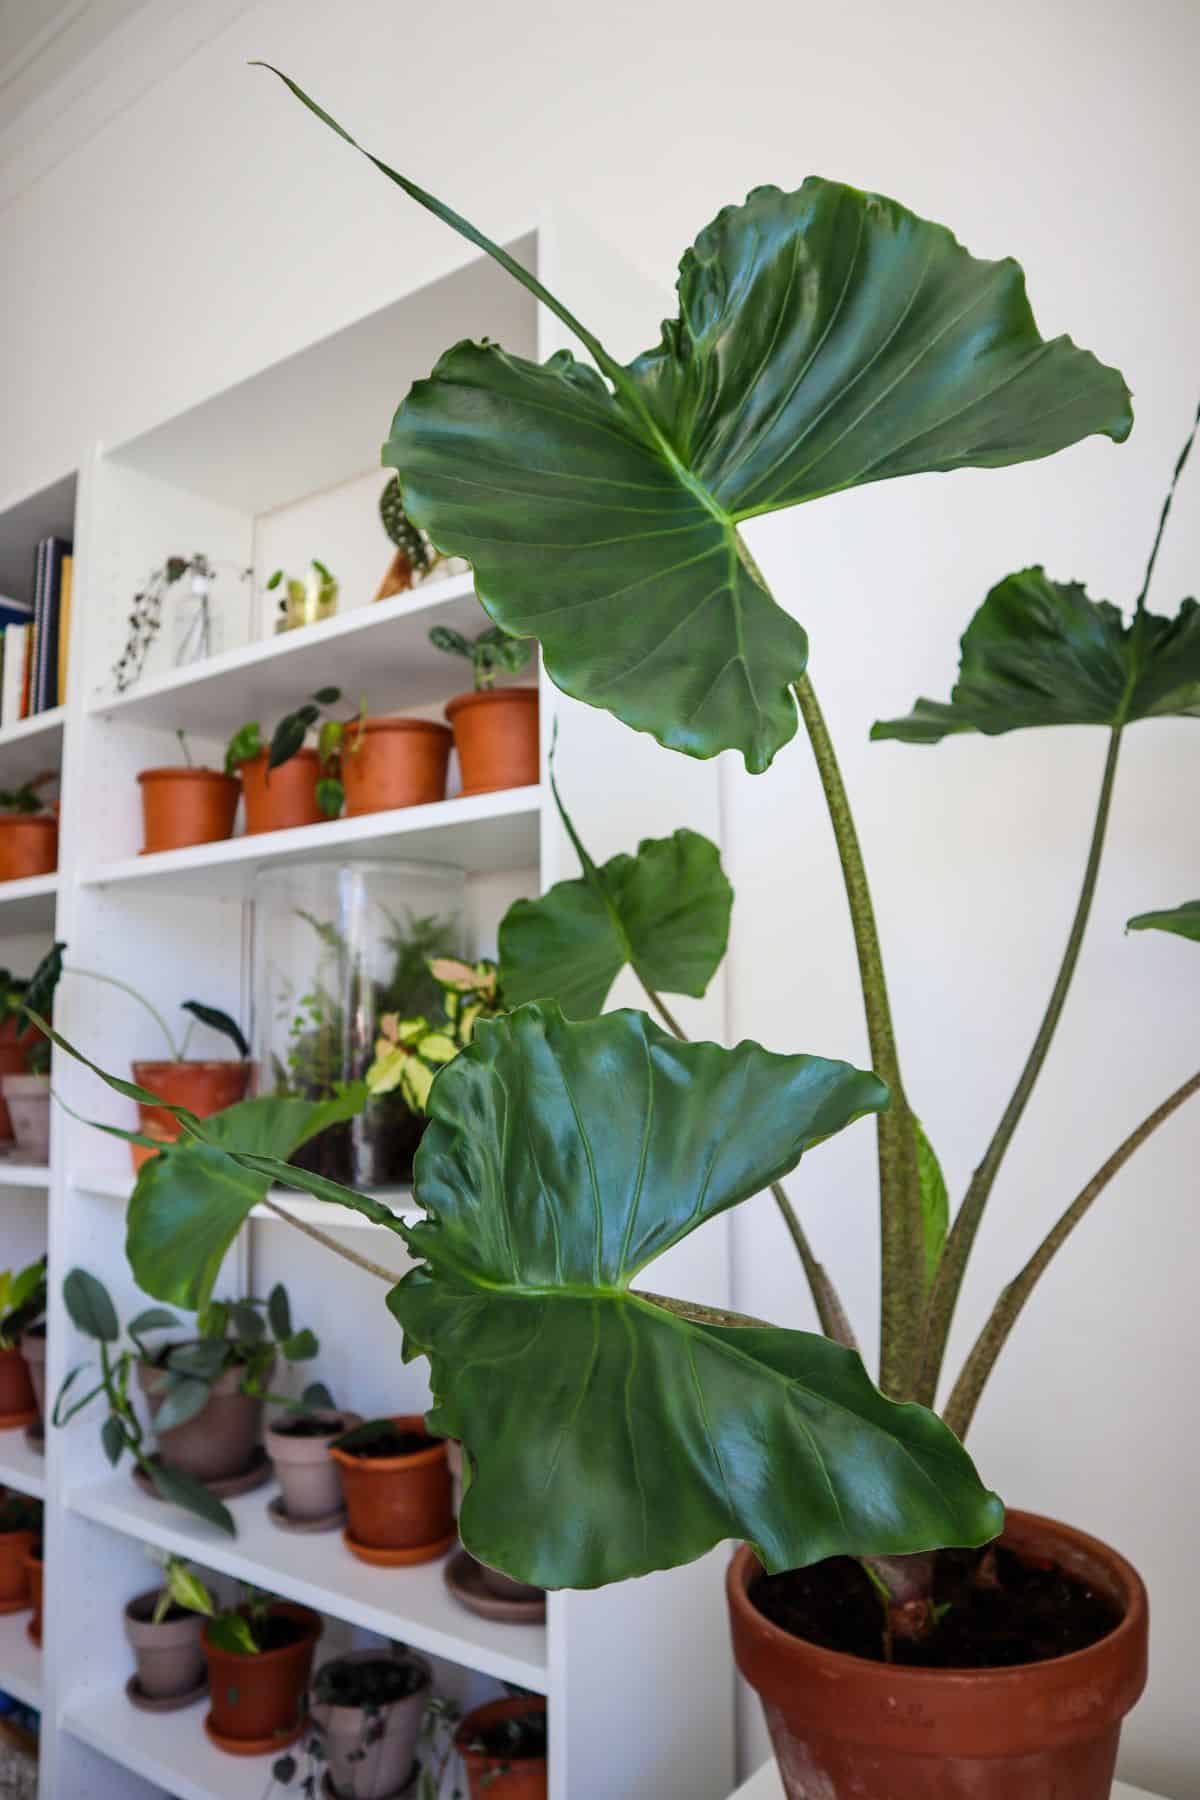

{"left": 252, "top": 859, "right": 466, "bottom": 1187}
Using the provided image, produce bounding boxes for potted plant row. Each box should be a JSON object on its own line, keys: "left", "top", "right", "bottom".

{"left": 0, "top": 775, "right": 57, "bottom": 883}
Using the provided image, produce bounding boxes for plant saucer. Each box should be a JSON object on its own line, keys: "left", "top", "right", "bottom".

{"left": 0, "top": 1408, "right": 38, "bottom": 1432}
{"left": 125, "top": 1671, "right": 208, "bottom": 1713}
{"left": 267, "top": 1494, "right": 345, "bottom": 1535}
{"left": 203, "top": 1710, "right": 307, "bottom": 1757}
{"left": 443, "top": 1548, "right": 547, "bottom": 1624}
{"left": 133, "top": 1444, "right": 272, "bottom": 1502}
{"left": 22, "top": 1422, "right": 43, "bottom": 1455}
{"left": 321, "top": 1762, "right": 419, "bottom": 1799}
{"left": 343, "top": 1526, "right": 458, "bottom": 1568}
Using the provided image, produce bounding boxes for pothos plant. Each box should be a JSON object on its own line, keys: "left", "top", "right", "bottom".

{"left": 31, "top": 80, "right": 1194, "bottom": 1636}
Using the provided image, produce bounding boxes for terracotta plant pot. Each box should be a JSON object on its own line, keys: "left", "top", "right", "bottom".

{"left": 0, "top": 1345, "right": 38, "bottom": 1428}
{"left": 311, "top": 1648, "right": 431, "bottom": 1798}
{"left": 445, "top": 688, "right": 539, "bottom": 796}
{"left": 124, "top": 1587, "right": 206, "bottom": 1699}
{"left": 0, "top": 1528, "right": 33, "bottom": 1610}
{"left": 24, "top": 1547, "right": 41, "bottom": 1646}
{"left": 0, "top": 815, "right": 57, "bottom": 882}
{"left": 265, "top": 1409, "right": 360, "bottom": 1522}
{"left": 727, "top": 1509, "right": 1148, "bottom": 1800}
{"left": 340, "top": 718, "right": 452, "bottom": 815}
{"left": 138, "top": 767, "right": 238, "bottom": 854}
{"left": 19, "top": 1327, "right": 45, "bottom": 1428}
{"left": 0, "top": 1074, "right": 50, "bottom": 1162}
{"left": 129, "top": 1058, "right": 251, "bottom": 1173}
{"left": 240, "top": 749, "right": 326, "bottom": 835}
{"left": 203, "top": 1600, "right": 319, "bottom": 1754}
{"left": 0, "top": 1018, "right": 37, "bottom": 1139}
{"left": 140, "top": 1356, "right": 272, "bottom": 1484}
{"left": 330, "top": 1414, "right": 454, "bottom": 1564}
{"left": 455, "top": 1696, "right": 548, "bottom": 1800}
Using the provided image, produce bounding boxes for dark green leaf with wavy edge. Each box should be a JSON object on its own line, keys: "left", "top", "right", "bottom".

{"left": 1128, "top": 900, "right": 1200, "bottom": 941}
{"left": 873, "top": 568, "right": 1200, "bottom": 743}
{"left": 389, "top": 1002, "right": 1001, "bottom": 1588}
{"left": 257, "top": 69, "right": 1131, "bottom": 774}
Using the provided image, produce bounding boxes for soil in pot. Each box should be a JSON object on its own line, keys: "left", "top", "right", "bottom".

{"left": 129, "top": 1059, "right": 251, "bottom": 1172}
{"left": 311, "top": 1649, "right": 430, "bottom": 1799}
{"left": 124, "top": 1587, "right": 206, "bottom": 1699}
{"left": 0, "top": 1345, "right": 38, "bottom": 1427}
{"left": 138, "top": 767, "right": 238, "bottom": 854}
{"left": 19, "top": 1326, "right": 45, "bottom": 1428}
{"left": 340, "top": 718, "right": 452, "bottom": 815}
{"left": 1, "top": 1074, "right": 50, "bottom": 1162}
{"left": 456, "top": 1696, "right": 548, "bottom": 1800}
{"left": 266, "top": 1409, "right": 359, "bottom": 1523}
{"left": 330, "top": 1415, "right": 454, "bottom": 1564}
{"left": 240, "top": 749, "right": 326, "bottom": 835}
{"left": 727, "top": 1510, "right": 1149, "bottom": 1800}
{"left": 24, "top": 1546, "right": 41, "bottom": 1646}
{"left": 203, "top": 1600, "right": 319, "bottom": 1754}
{"left": 445, "top": 688, "right": 539, "bottom": 796}
{"left": 0, "top": 816, "right": 57, "bottom": 882}
{"left": 140, "top": 1352, "right": 271, "bottom": 1484}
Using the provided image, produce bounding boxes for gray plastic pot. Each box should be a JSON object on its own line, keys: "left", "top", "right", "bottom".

{"left": 139, "top": 1356, "right": 273, "bottom": 1482}
{"left": 265, "top": 1410, "right": 361, "bottom": 1520}
{"left": 311, "top": 1649, "right": 431, "bottom": 1798}
{"left": 0, "top": 1075, "right": 49, "bottom": 1163}
{"left": 124, "top": 1587, "right": 206, "bottom": 1699}
{"left": 19, "top": 1327, "right": 45, "bottom": 1427}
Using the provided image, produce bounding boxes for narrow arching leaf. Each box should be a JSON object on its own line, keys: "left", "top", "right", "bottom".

{"left": 180, "top": 1002, "right": 250, "bottom": 1059}
{"left": 63, "top": 1269, "right": 119, "bottom": 1343}
{"left": 915, "top": 1121, "right": 949, "bottom": 1288}
{"left": 873, "top": 568, "right": 1200, "bottom": 743}
{"left": 391, "top": 1002, "right": 1001, "bottom": 1587}
{"left": 1128, "top": 900, "right": 1200, "bottom": 942}
{"left": 148, "top": 1461, "right": 235, "bottom": 1536}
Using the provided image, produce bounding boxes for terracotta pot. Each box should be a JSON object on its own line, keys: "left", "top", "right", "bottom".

{"left": 240, "top": 749, "right": 326, "bottom": 835}
{"left": 0, "top": 1018, "right": 38, "bottom": 1139}
{"left": 265, "top": 1409, "right": 360, "bottom": 1522}
{"left": 203, "top": 1600, "right": 319, "bottom": 1754}
{"left": 0, "top": 1530, "right": 33, "bottom": 1609}
{"left": 129, "top": 1059, "right": 251, "bottom": 1172}
{"left": 124, "top": 1587, "right": 206, "bottom": 1699}
{"left": 0, "top": 1074, "right": 50, "bottom": 1162}
{"left": 311, "top": 1648, "right": 431, "bottom": 1798}
{"left": 138, "top": 767, "right": 238, "bottom": 854}
{"left": 19, "top": 1328, "right": 45, "bottom": 1427}
{"left": 330, "top": 1414, "right": 454, "bottom": 1563}
{"left": 456, "top": 1696, "right": 548, "bottom": 1800}
{"left": 0, "top": 1345, "right": 38, "bottom": 1426}
{"left": 139, "top": 1356, "right": 272, "bottom": 1483}
{"left": 727, "top": 1510, "right": 1148, "bottom": 1800}
{"left": 0, "top": 815, "right": 57, "bottom": 882}
{"left": 445, "top": 688, "right": 539, "bottom": 796}
{"left": 24, "top": 1548, "right": 41, "bottom": 1646}
{"left": 340, "top": 718, "right": 452, "bottom": 815}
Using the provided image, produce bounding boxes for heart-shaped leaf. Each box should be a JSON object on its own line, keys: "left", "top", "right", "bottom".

{"left": 872, "top": 568, "right": 1200, "bottom": 743}
{"left": 391, "top": 1003, "right": 1002, "bottom": 1587}
{"left": 1128, "top": 900, "right": 1200, "bottom": 941}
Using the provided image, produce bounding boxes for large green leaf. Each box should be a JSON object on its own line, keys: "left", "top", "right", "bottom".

{"left": 260, "top": 70, "right": 1131, "bottom": 774}
{"left": 1128, "top": 900, "right": 1200, "bottom": 941}
{"left": 391, "top": 1003, "right": 1002, "bottom": 1588}
{"left": 872, "top": 568, "right": 1200, "bottom": 743}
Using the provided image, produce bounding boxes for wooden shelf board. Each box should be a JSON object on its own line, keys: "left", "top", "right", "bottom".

{"left": 0, "top": 873, "right": 58, "bottom": 932}
{"left": 0, "top": 1429, "right": 47, "bottom": 1501}
{"left": 0, "top": 1605, "right": 42, "bottom": 1710}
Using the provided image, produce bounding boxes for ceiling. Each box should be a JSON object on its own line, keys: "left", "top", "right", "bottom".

{"left": 0, "top": 0, "right": 149, "bottom": 124}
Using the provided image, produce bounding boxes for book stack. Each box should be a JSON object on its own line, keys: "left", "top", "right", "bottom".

{"left": 0, "top": 535, "right": 72, "bottom": 728}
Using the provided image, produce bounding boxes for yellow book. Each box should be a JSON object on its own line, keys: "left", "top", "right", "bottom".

{"left": 57, "top": 555, "right": 72, "bottom": 705}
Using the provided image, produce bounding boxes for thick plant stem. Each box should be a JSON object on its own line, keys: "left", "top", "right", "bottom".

{"left": 259, "top": 1196, "right": 403, "bottom": 1285}
{"left": 916, "top": 727, "right": 1123, "bottom": 1407}
{"left": 944, "top": 1068, "right": 1200, "bottom": 1438}
{"left": 792, "top": 673, "right": 922, "bottom": 1396}
{"left": 639, "top": 976, "right": 859, "bottom": 1350}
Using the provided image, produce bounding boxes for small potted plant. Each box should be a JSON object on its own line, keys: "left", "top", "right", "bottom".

{"left": 271, "top": 1646, "right": 433, "bottom": 1797}
{"left": 0, "top": 1260, "right": 45, "bottom": 1430}
{"left": 329, "top": 1416, "right": 454, "bottom": 1566}
{"left": 0, "top": 1494, "right": 40, "bottom": 1613}
{"left": 265, "top": 1404, "right": 360, "bottom": 1530}
{"left": 340, "top": 709, "right": 452, "bottom": 816}
{"left": 189, "top": 1575, "right": 321, "bottom": 1755}
{"left": 0, "top": 774, "right": 57, "bottom": 882}
{"left": 0, "top": 965, "right": 46, "bottom": 1143}
{"left": 23, "top": 1538, "right": 41, "bottom": 1648}
{"left": 430, "top": 625, "right": 537, "bottom": 795}
{"left": 0, "top": 949, "right": 59, "bottom": 1162}
{"left": 123, "top": 1553, "right": 209, "bottom": 1708}
{"left": 225, "top": 687, "right": 347, "bottom": 833}
{"left": 455, "top": 1697, "right": 548, "bottom": 1800}
{"left": 138, "top": 729, "right": 239, "bottom": 854}
{"left": 374, "top": 476, "right": 456, "bottom": 601}
{"left": 270, "top": 559, "right": 338, "bottom": 633}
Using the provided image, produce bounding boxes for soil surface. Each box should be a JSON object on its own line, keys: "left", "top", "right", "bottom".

{"left": 471, "top": 1710, "right": 548, "bottom": 1761}
{"left": 272, "top": 1416, "right": 345, "bottom": 1439}
{"left": 314, "top": 1655, "right": 424, "bottom": 1707}
{"left": 336, "top": 1424, "right": 430, "bottom": 1460}
{"left": 750, "top": 1546, "right": 1122, "bottom": 1668}
{"left": 253, "top": 1614, "right": 308, "bottom": 1653}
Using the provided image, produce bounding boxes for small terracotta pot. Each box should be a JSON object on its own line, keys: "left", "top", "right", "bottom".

{"left": 240, "top": 749, "right": 327, "bottom": 835}
{"left": 0, "top": 1074, "right": 50, "bottom": 1162}
{"left": 203, "top": 1600, "right": 319, "bottom": 1754}
{"left": 19, "top": 1327, "right": 45, "bottom": 1428}
{"left": 340, "top": 718, "right": 452, "bottom": 815}
{"left": 726, "top": 1509, "right": 1149, "bottom": 1800}
{"left": 24, "top": 1547, "right": 41, "bottom": 1646}
{"left": 138, "top": 767, "right": 238, "bottom": 854}
{"left": 0, "top": 1529, "right": 34, "bottom": 1609}
{"left": 456, "top": 1696, "right": 548, "bottom": 1800}
{"left": 129, "top": 1059, "right": 251, "bottom": 1173}
{"left": 330, "top": 1414, "right": 454, "bottom": 1564}
{"left": 266, "top": 1410, "right": 360, "bottom": 1522}
{"left": 124, "top": 1587, "right": 206, "bottom": 1699}
{"left": 0, "top": 1345, "right": 38, "bottom": 1427}
{"left": 0, "top": 1018, "right": 38, "bottom": 1139}
{"left": 445, "top": 688, "right": 539, "bottom": 796}
{"left": 311, "top": 1649, "right": 431, "bottom": 1798}
{"left": 140, "top": 1356, "right": 272, "bottom": 1484}
{"left": 0, "top": 815, "right": 57, "bottom": 882}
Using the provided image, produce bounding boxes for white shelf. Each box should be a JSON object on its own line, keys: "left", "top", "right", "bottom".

{"left": 0, "top": 708, "right": 66, "bottom": 786}
{"left": 89, "top": 573, "right": 492, "bottom": 736}
{"left": 64, "top": 1686, "right": 272, "bottom": 1800}
{"left": 81, "top": 784, "right": 542, "bottom": 897}
{"left": 0, "top": 872, "right": 58, "bottom": 932}
{"left": 68, "top": 1473, "right": 548, "bottom": 1693}
{"left": 0, "top": 1430, "right": 46, "bottom": 1500}
{"left": 79, "top": 1168, "right": 415, "bottom": 1230}
{"left": 728, "top": 1765, "right": 1159, "bottom": 1800}
{"left": 0, "top": 1160, "right": 50, "bottom": 1189}
{"left": 0, "top": 1606, "right": 41, "bottom": 1710}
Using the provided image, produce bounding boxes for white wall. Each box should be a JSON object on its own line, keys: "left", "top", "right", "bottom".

{"left": 4, "top": 0, "right": 1198, "bottom": 1791}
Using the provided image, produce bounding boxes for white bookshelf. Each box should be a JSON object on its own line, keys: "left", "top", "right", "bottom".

{"left": 0, "top": 217, "right": 736, "bottom": 1800}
